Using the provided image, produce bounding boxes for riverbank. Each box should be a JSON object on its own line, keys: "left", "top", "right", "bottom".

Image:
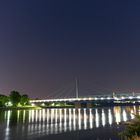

{"left": 0, "top": 105, "right": 41, "bottom": 110}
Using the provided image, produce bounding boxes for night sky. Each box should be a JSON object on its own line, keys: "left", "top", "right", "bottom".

{"left": 0, "top": 0, "right": 140, "bottom": 98}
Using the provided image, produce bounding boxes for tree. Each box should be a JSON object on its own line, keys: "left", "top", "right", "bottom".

{"left": 9, "top": 91, "right": 21, "bottom": 107}
{"left": 0, "top": 95, "right": 9, "bottom": 107}
{"left": 20, "top": 94, "right": 29, "bottom": 106}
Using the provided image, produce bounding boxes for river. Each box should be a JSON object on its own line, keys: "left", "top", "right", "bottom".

{"left": 0, "top": 105, "right": 139, "bottom": 140}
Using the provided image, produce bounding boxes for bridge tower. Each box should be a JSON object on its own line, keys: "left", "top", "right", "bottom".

{"left": 76, "top": 78, "right": 79, "bottom": 98}
{"left": 113, "top": 92, "right": 116, "bottom": 98}
{"left": 132, "top": 92, "right": 135, "bottom": 97}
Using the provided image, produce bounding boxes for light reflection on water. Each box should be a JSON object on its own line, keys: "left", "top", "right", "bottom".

{"left": 0, "top": 106, "right": 139, "bottom": 140}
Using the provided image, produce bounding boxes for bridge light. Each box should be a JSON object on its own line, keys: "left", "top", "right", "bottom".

{"left": 94, "top": 98, "right": 98, "bottom": 100}
{"left": 121, "top": 97, "right": 125, "bottom": 100}
{"left": 101, "top": 97, "right": 104, "bottom": 100}
{"left": 114, "top": 97, "right": 119, "bottom": 100}
{"left": 129, "top": 96, "right": 133, "bottom": 99}
{"left": 137, "top": 96, "right": 140, "bottom": 99}
{"left": 67, "top": 99, "right": 71, "bottom": 101}
{"left": 107, "top": 97, "right": 111, "bottom": 100}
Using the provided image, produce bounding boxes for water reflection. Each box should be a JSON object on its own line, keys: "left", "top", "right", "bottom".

{"left": 0, "top": 106, "right": 139, "bottom": 140}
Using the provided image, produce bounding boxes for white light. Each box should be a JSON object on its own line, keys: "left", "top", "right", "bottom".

{"left": 73, "top": 109, "right": 76, "bottom": 130}
{"left": 129, "top": 96, "right": 133, "bottom": 99}
{"left": 95, "top": 98, "right": 98, "bottom": 100}
{"left": 89, "top": 109, "right": 93, "bottom": 129}
{"left": 130, "top": 110, "right": 135, "bottom": 119}
{"left": 69, "top": 109, "right": 72, "bottom": 131}
{"left": 101, "top": 109, "right": 106, "bottom": 127}
{"left": 114, "top": 107, "right": 121, "bottom": 124}
{"left": 137, "top": 96, "right": 140, "bottom": 99}
{"left": 122, "top": 110, "right": 127, "bottom": 122}
{"left": 83, "top": 109, "right": 87, "bottom": 130}
{"left": 121, "top": 96, "right": 125, "bottom": 100}
{"left": 108, "top": 109, "right": 112, "bottom": 125}
{"left": 101, "top": 97, "right": 104, "bottom": 100}
{"left": 95, "top": 109, "right": 99, "bottom": 128}
{"left": 114, "top": 97, "right": 119, "bottom": 100}
{"left": 107, "top": 97, "right": 111, "bottom": 100}
{"left": 78, "top": 109, "right": 81, "bottom": 130}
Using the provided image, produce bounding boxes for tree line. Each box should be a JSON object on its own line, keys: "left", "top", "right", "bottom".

{"left": 0, "top": 91, "right": 30, "bottom": 107}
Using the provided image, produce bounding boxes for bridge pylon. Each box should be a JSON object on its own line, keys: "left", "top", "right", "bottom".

{"left": 113, "top": 92, "right": 116, "bottom": 99}
{"left": 75, "top": 78, "right": 79, "bottom": 98}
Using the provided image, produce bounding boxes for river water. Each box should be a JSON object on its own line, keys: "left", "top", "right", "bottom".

{"left": 0, "top": 106, "right": 139, "bottom": 140}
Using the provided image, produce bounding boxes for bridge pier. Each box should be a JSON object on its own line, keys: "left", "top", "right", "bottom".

{"left": 86, "top": 102, "right": 93, "bottom": 108}
{"left": 75, "top": 102, "right": 81, "bottom": 108}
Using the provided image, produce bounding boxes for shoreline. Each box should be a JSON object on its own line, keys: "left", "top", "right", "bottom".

{"left": 0, "top": 106, "right": 42, "bottom": 110}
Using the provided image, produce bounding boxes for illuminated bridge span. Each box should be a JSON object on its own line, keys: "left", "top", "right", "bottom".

{"left": 30, "top": 79, "right": 140, "bottom": 108}
{"left": 30, "top": 93, "right": 140, "bottom": 108}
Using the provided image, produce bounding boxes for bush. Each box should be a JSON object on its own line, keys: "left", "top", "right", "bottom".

{"left": 121, "top": 114, "right": 140, "bottom": 140}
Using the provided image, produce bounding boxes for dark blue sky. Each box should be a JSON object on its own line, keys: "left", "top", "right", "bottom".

{"left": 0, "top": 0, "right": 140, "bottom": 98}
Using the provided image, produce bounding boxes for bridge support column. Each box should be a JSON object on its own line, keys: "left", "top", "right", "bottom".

{"left": 75, "top": 102, "right": 81, "bottom": 108}
{"left": 86, "top": 102, "right": 93, "bottom": 108}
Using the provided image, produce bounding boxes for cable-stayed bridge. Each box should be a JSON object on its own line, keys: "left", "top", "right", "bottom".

{"left": 30, "top": 93, "right": 140, "bottom": 108}
{"left": 30, "top": 80, "right": 140, "bottom": 107}
{"left": 30, "top": 79, "right": 140, "bottom": 107}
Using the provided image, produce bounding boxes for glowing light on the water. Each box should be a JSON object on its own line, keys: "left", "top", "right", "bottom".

{"left": 59, "top": 109, "right": 62, "bottom": 133}
{"left": 84, "top": 109, "right": 87, "bottom": 129}
{"left": 3, "top": 105, "right": 140, "bottom": 138}
{"left": 101, "top": 109, "right": 106, "bottom": 127}
{"left": 35, "top": 110, "right": 38, "bottom": 122}
{"left": 64, "top": 109, "right": 67, "bottom": 132}
{"left": 130, "top": 109, "right": 135, "bottom": 119}
{"left": 69, "top": 109, "right": 72, "bottom": 131}
{"left": 39, "top": 110, "right": 42, "bottom": 122}
{"left": 73, "top": 109, "right": 76, "bottom": 130}
{"left": 78, "top": 109, "right": 81, "bottom": 130}
{"left": 108, "top": 109, "right": 113, "bottom": 125}
{"left": 95, "top": 109, "right": 99, "bottom": 128}
{"left": 42, "top": 109, "right": 45, "bottom": 122}
{"left": 23, "top": 110, "right": 26, "bottom": 123}
{"left": 47, "top": 109, "right": 49, "bottom": 123}
{"left": 122, "top": 110, "right": 127, "bottom": 122}
{"left": 17, "top": 110, "right": 20, "bottom": 122}
{"left": 114, "top": 107, "right": 121, "bottom": 124}
{"left": 54, "top": 109, "right": 58, "bottom": 134}
{"left": 5, "top": 110, "right": 11, "bottom": 140}
{"left": 89, "top": 109, "right": 93, "bottom": 129}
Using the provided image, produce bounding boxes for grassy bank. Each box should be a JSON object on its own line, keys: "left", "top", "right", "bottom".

{"left": 0, "top": 105, "right": 41, "bottom": 110}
